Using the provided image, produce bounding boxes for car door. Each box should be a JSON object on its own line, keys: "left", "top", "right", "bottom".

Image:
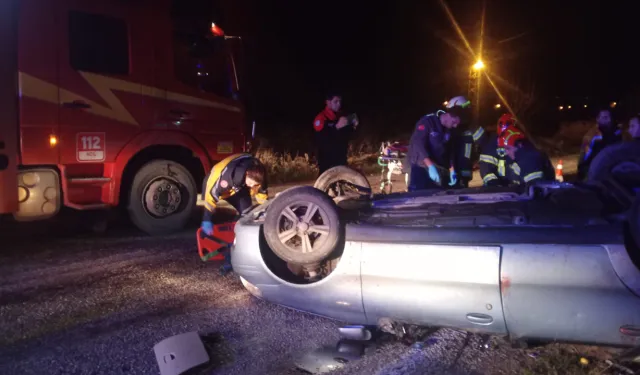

{"left": 361, "top": 241, "right": 507, "bottom": 334}
{"left": 56, "top": 1, "right": 154, "bottom": 166}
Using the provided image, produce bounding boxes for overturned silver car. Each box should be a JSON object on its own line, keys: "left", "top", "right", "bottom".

{"left": 231, "top": 142, "right": 640, "bottom": 348}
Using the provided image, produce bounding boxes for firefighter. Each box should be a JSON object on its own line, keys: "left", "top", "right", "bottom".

{"left": 479, "top": 133, "right": 509, "bottom": 186}
{"left": 313, "top": 92, "right": 359, "bottom": 175}
{"left": 498, "top": 125, "right": 555, "bottom": 187}
{"left": 577, "top": 108, "right": 623, "bottom": 180}
{"left": 479, "top": 113, "right": 515, "bottom": 187}
{"left": 406, "top": 96, "right": 471, "bottom": 191}
{"left": 449, "top": 96, "right": 487, "bottom": 188}
{"left": 628, "top": 114, "right": 640, "bottom": 140}
{"left": 452, "top": 124, "right": 487, "bottom": 188}
{"left": 200, "top": 153, "right": 268, "bottom": 272}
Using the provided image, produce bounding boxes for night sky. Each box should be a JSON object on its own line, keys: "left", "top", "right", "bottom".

{"left": 185, "top": 0, "right": 640, "bottom": 148}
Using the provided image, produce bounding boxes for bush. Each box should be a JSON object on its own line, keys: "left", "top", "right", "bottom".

{"left": 255, "top": 147, "right": 380, "bottom": 185}
{"left": 255, "top": 148, "right": 318, "bottom": 185}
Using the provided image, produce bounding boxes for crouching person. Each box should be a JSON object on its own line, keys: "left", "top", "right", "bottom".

{"left": 498, "top": 126, "right": 555, "bottom": 188}
{"left": 201, "top": 153, "right": 268, "bottom": 273}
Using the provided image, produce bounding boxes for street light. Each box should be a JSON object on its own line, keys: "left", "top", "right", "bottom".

{"left": 473, "top": 60, "right": 485, "bottom": 71}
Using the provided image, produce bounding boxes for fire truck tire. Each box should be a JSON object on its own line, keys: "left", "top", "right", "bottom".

{"left": 588, "top": 142, "right": 640, "bottom": 187}
{"left": 264, "top": 186, "right": 342, "bottom": 265}
{"left": 128, "top": 159, "right": 197, "bottom": 235}
{"left": 313, "top": 166, "right": 372, "bottom": 202}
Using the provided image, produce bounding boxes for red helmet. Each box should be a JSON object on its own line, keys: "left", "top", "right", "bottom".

{"left": 497, "top": 125, "right": 525, "bottom": 148}
{"left": 497, "top": 113, "right": 516, "bottom": 134}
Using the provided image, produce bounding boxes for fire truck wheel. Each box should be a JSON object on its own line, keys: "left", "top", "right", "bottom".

{"left": 264, "top": 186, "right": 342, "bottom": 265}
{"left": 128, "top": 159, "right": 197, "bottom": 235}
{"left": 588, "top": 142, "right": 640, "bottom": 188}
{"left": 313, "top": 166, "right": 372, "bottom": 202}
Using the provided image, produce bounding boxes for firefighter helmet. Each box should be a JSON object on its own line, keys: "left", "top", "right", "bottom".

{"left": 497, "top": 125, "right": 525, "bottom": 148}
{"left": 446, "top": 96, "right": 471, "bottom": 109}
{"left": 497, "top": 113, "right": 516, "bottom": 134}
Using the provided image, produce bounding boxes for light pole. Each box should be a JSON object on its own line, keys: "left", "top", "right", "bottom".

{"left": 468, "top": 59, "right": 484, "bottom": 125}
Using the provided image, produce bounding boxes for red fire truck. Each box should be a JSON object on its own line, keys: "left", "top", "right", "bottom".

{"left": 0, "top": 0, "right": 249, "bottom": 234}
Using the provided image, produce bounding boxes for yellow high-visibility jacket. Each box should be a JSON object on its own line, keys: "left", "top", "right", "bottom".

{"left": 203, "top": 153, "right": 268, "bottom": 213}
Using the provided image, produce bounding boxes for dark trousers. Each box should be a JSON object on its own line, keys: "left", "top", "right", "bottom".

{"left": 318, "top": 151, "right": 348, "bottom": 175}
{"left": 224, "top": 188, "right": 253, "bottom": 215}
{"left": 408, "top": 165, "right": 450, "bottom": 191}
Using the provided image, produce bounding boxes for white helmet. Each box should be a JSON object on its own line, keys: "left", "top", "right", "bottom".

{"left": 446, "top": 96, "right": 471, "bottom": 109}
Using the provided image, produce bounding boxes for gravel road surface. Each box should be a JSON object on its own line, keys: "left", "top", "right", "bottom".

{"left": 0, "top": 155, "right": 625, "bottom": 375}
{"left": 0, "top": 221, "right": 622, "bottom": 375}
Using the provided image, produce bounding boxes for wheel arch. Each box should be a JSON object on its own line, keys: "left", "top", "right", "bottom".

{"left": 111, "top": 131, "right": 214, "bottom": 207}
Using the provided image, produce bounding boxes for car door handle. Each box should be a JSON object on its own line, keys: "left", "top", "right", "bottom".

{"left": 62, "top": 100, "right": 91, "bottom": 109}
{"left": 466, "top": 313, "right": 494, "bottom": 325}
{"left": 169, "top": 109, "right": 190, "bottom": 117}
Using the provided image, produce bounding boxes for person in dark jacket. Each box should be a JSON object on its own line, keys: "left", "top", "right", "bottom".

{"left": 479, "top": 133, "right": 511, "bottom": 186}
{"left": 628, "top": 114, "right": 640, "bottom": 140}
{"left": 313, "top": 92, "right": 359, "bottom": 175}
{"left": 406, "top": 96, "right": 471, "bottom": 191}
{"left": 200, "top": 153, "right": 268, "bottom": 274}
{"left": 201, "top": 153, "right": 268, "bottom": 234}
{"left": 452, "top": 125, "right": 486, "bottom": 188}
{"left": 498, "top": 125, "right": 555, "bottom": 187}
{"left": 479, "top": 113, "right": 517, "bottom": 186}
{"left": 577, "top": 108, "right": 623, "bottom": 180}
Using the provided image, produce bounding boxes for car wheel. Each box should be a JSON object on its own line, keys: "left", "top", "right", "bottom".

{"left": 314, "top": 166, "right": 372, "bottom": 203}
{"left": 588, "top": 142, "right": 640, "bottom": 188}
{"left": 628, "top": 194, "right": 640, "bottom": 251}
{"left": 127, "top": 159, "right": 196, "bottom": 235}
{"left": 264, "top": 186, "right": 342, "bottom": 265}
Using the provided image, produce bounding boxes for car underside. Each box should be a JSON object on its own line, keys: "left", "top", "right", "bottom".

{"left": 231, "top": 146, "right": 640, "bottom": 349}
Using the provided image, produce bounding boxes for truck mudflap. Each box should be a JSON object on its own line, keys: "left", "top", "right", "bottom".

{"left": 197, "top": 222, "right": 236, "bottom": 262}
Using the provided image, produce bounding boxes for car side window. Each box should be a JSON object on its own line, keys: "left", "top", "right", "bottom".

{"left": 68, "top": 11, "right": 130, "bottom": 75}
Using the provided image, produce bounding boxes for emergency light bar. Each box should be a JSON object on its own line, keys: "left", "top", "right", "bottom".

{"left": 210, "top": 23, "right": 224, "bottom": 37}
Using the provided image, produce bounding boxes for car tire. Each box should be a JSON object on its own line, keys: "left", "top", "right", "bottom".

{"left": 587, "top": 142, "right": 640, "bottom": 186}
{"left": 628, "top": 193, "right": 640, "bottom": 252}
{"left": 128, "top": 159, "right": 197, "bottom": 235}
{"left": 314, "top": 166, "right": 372, "bottom": 202}
{"left": 264, "top": 186, "right": 342, "bottom": 265}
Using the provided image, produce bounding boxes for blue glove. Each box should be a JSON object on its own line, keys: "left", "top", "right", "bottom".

{"left": 427, "top": 165, "right": 441, "bottom": 184}
{"left": 449, "top": 170, "right": 458, "bottom": 186}
{"left": 201, "top": 221, "right": 213, "bottom": 236}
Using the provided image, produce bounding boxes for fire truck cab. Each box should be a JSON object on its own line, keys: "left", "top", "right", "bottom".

{"left": 0, "top": 0, "right": 247, "bottom": 234}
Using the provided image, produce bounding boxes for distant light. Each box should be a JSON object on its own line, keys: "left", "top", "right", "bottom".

{"left": 611, "top": 101, "right": 617, "bottom": 108}
{"left": 584, "top": 104, "right": 588, "bottom": 108}
{"left": 567, "top": 105, "right": 572, "bottom": 109}
{"left": 559, "top": 106, "right": 564, "bottom": 110}
{"left": 473, "top": 60, "right": 485, "bottom": 71}
{"left": 494, "top": 104, "right": 501, "bottom": 109}
{"left": 443, "top": 101, "right": 449, "bottom": 106}
{"left": 210, "top": 22, "right": 225, "bottom": 37}
{"left": 49, "top": 135, "right": 58, "bottom": 147}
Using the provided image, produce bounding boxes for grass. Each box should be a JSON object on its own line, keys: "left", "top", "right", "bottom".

{"left": 254, "top": 147, "right": 380, "bottom": 185}
{"left": 517, "top": 343, "right": 633, "bottom": 375}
